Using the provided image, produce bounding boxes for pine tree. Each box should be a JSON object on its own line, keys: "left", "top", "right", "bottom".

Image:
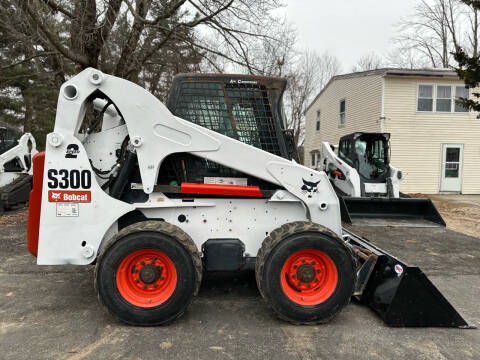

{"left": 453, "top": 1, "right": 480, "bottom": 113}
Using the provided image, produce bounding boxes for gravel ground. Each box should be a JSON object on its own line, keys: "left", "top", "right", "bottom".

{"left": 410, "top": 194, "right": 480, "bottom": 238}
{"left": 0, "top": 207, "right": 479, "bottom": 360}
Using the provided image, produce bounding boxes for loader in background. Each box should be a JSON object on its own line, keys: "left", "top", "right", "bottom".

{"left": 26, "top": 69, "right": 472, "bottom": 328}
{"left": 317, "top": 132, "right": 446, "bottom": 227}
{"left": 0, "top": 127, "right": 37, "bottom": 213}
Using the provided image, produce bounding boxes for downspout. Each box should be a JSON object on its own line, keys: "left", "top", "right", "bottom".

{"left": 380, "top": 76, "right": 385, "bottom": 133}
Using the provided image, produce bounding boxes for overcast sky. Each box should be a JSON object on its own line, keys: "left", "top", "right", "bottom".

{"left": 281, "top": 0, "right": 419, "bottom": 70}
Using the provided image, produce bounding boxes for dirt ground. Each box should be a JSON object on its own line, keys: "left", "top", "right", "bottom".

{"left": 411, "top": 194, "right": 480, "bottom": 238}
{"left": 0, "top": 201, "right": 479, "bottom": 360}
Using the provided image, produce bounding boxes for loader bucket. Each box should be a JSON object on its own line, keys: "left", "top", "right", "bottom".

{"left": 344, "top": 229, "right": 474, "bottom": 328}
{"left": 340, "top": 197, "right": 446, "bottom": 227}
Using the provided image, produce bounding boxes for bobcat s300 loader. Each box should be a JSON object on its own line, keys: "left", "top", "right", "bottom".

{"left": 27, "top": 69, "right": 472, "bottom": 328}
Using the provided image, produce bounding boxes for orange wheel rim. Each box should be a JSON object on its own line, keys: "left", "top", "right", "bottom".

{"left": 116, "top": 249, "right": 177, "bottom": 308}
{"left": 280, "top": 249, "right": 338, "bottom": 305}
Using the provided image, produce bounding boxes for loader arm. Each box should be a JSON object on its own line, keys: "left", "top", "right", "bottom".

{"left": 34, "top": 68, "right": 341, "bottom": 264}
{"left": 0, "top": 133, "right": 37, "bottom": 176}
{"left": 57, "top": 69, "right": 340, "bottom": 234}
{"left": 318, "top": 141, "right": 361, "bottom": 197}
{"left": 0, "top": 132, "right": 37, "bottom": 212}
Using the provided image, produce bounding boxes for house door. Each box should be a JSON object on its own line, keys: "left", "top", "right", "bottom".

{"left": 440, "top": 144, "right": 463, "bottom": 192}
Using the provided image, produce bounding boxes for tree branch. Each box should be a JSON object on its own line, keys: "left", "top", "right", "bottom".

{"left": 39, "top": 0, "right": 74, "bottom": 18}
{"left": 22, "top": 2, "right": 89, "bottom": 66}
{"left": 0, "top": 51, "right": 59, "bottom": 70}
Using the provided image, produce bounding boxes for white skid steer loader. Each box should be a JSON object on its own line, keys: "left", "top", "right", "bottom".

{"left": 318, "top": 133, "right": 446, "bottom": 227}
{"left": 27, "top": 69, "right": 472, "bottom": 328}
{"left": 0, "top": 127, "right": 37, "bottom": 213}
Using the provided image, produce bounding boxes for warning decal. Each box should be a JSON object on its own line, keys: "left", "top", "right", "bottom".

{"left": 394, "top": 264, "right": 404, "bottom": 276}
{"left": 48, "top": 190, "right": 91, "bottom": 203}
{"left": 56, "top": 203, "right": 79, "bottom": 217}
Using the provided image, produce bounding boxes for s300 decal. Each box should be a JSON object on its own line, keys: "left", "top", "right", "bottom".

{"left": 47, "top": 169, "right": 92, "bottom": 189}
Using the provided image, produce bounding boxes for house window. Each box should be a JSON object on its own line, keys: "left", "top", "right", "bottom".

{"left": 417, "top": 85, "right": 433, "bottom": 111}
{"left": 316, "top": 110, "right": 321, "bottom": 131}
{"left": 455, "top": 86, "right": 469, "bottom": 112}
{"left": 339, "top": 99, "right": 346, "bottom": 125}
{"left": 417, "top": 84, "right": 470, "bottom": 113}
{"left": 311, "top": 152, "right": 316, "bottom": 167}
{"left": 436, "top": 85, "right": 452, "bottom": 112}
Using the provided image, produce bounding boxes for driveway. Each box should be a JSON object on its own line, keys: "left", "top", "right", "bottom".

{"left": 0, "top": 209, "right": 479, "bottom": 360}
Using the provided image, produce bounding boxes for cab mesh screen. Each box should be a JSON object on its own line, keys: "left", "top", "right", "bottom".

{"left": 174, "top": 81, "right": 281, "bottom": 156}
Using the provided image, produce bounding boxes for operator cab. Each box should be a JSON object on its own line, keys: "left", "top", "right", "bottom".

{"left": 0, "top": 126, "right": 19, "bottom": 155}
{"left": 338, "top": 132, "right": 390, "bottom": 183}
{"left": 0, "top": 126, "right": 28, "bottom": 172}
{"left": 159, "top": 73, "right": 296, "bottom": 189}
{"left": 167, "top": 73, "right": 296, "bottom": 160}
{"left": 78, "top": 74, "right": 297, "bottom": 204}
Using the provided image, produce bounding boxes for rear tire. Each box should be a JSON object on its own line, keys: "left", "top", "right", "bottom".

{"left": 256, "top": 222, "right": 355, "bottom": 324}
{"left": 95, "top": 221, "right": 202, "bottom": 325}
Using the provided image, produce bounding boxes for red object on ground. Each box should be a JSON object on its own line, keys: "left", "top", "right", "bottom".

{"left": 280, "top": 249, "right": 338, "bottom": 305}
{"left": 180, "top": 182, "right": 263, "bottom": 197}
{"left": 27, "top": 151, "right": 45, "bottom": 257}
{"left": 116, "top": 249, "right": 177, "bottom": 307}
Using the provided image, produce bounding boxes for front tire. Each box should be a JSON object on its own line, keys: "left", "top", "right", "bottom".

{"left": 95, "top": 221, "right": 202, "bottom": 326}
{"left": 256, "top": 222, "right": 355, "bottom": 324}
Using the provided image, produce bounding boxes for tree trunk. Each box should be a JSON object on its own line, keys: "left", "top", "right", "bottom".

{"left": 23, "top": 93, "right": 33, "bottom": 133}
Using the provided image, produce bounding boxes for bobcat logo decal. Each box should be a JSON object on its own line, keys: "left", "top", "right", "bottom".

{"left": 301, "top": 179, "right": 320, "bottom": 198}
{"left": 51, "top": 192, "right": 61, "bottom": 200}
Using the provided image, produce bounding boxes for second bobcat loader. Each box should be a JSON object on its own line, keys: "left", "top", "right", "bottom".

{"left": 26, "top": 69, "right": 472, "bottom": 328}
{"left": 317, "top": 133, "right": 446, "bottom": 227}
{"left": 0, "top": 127, "right": 37, "bottom": 213}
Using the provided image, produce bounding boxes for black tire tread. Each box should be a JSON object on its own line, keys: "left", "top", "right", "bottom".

{"left": 255, "top": 221, "right": 355, "bottom": 325}
{"left": 94, "top": 220, "right": 202, "bottom": 325}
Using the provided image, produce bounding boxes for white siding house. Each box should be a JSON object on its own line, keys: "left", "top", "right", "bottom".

{"left": 304, "top": 69, "right": 480, "bottom": 194}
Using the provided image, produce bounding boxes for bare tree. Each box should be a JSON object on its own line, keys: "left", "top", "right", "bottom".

{"left": 283, "top": 51, "right": 342, "bottom": 151}
{"left": 0, "top": 0, "right": 287, "bottom": 146}
{"left": 394, "top": 0, "right": 479, "bottom": 68}
{"left": 351, "top": 52, "right": 384, "bottom": 72}
{"left": 385, "top": 47, "right": 431, "bottom": 69}
{"left": 3, "top": 1, "right": 286, "bottom": 82}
